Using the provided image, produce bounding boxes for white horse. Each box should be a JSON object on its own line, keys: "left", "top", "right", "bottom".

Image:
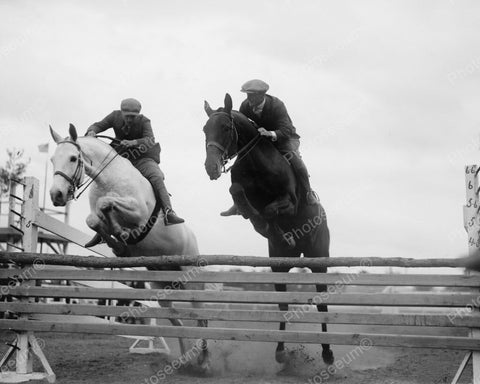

{"left": 49, "top": 124, "right": 211, "bottom": 372}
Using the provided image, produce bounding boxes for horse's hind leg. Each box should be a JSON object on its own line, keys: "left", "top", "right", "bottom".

{"left": 305, "top": 223, "right": 334, "bottom": 365}
{"left": 313, "top": 278, "right": 334, "bottom": 365}
{"left": 150, "top": 281, "right": 189, "bottom": 357}
{"left": 274, "top": 279, "right": 289, "bottom": 364}
{"left": 190, "top": 300, "right": 211, "bottom": 373}
{"left": 270, "top": 242, "right": 299, "bottom": 364}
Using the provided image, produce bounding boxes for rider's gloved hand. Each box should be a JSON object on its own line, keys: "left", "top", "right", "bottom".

{"left": 120, "top": 139, "right": 137, "bottom": 148}
{"left": 85, "top": 130, "right": 96, "bottom": 137}
{"left": 257, "top": 127, "right": 272, "bottom": 137}
{"left": 257, "top": 127, "right": 277, "bottom": 141}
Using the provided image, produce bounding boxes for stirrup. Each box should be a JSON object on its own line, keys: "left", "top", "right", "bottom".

{"left": 306, "top": 190, "right": 320, "bottom": 205}
{"left": 164, "top": 209, "right": 185, "bottom": 226}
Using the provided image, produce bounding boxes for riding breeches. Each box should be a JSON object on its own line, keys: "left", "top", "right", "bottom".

{"left": 131, "top": 158, "right": 172, "bottom": 209}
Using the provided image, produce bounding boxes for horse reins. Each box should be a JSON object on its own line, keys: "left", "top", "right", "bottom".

{"left": 206, "top": 112, "right": 261, "bottom": 173}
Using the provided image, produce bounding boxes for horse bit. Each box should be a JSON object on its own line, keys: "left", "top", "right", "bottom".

{"left": 54, "top": 140, "right": 85, "bottom": 200}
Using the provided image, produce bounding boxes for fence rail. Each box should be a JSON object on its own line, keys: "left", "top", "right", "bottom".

{"left": 0, "top": 252, "right": 471, "bottom": 269}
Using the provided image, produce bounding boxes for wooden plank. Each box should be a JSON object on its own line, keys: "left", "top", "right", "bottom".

{"left": 3, "top": 286, "right": 479, "bottom": 307}
{"left": 0, "top": 252, "right": 470, "bottom": 269}
{"left": 0, "top": 302, "right": 478, "bottom": 327}
{"left": 33, "top": 210, "right": 113, "bottom": 257}
{"left": 1, "top": 319, "right": 479, "bottom": 350}
{"left": 1, "top": 269, "right": 478, "bottom": 287}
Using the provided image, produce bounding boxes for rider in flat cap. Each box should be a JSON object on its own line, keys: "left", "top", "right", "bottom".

{"left": 221, "top": 79, "right": 319, "bottom": 216}
{"left": 85, "top": 98, "right": 185, "bottom": 226}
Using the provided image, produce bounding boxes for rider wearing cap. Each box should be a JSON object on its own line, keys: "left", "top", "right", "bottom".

{"left": 221, "top": 79, "right": 319, "bottom": 216}
{"left": 85, "top": 98, "right": 184, "bottom": 226}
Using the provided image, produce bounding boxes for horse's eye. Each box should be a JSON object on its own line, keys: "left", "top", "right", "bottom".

{"left": 70, "top": 156, "right": 77, "bottom": 162}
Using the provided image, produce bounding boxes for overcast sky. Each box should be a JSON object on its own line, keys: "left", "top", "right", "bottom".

{"left": 1, "top": 0, "right": 479, "bottom": 262}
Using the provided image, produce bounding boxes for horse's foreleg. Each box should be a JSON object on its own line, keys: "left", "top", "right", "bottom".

{"left": 229, "top": 183, "right": 271, "bottom": 237}
{"left": 264, "top": 195, "right": 295, "bottom": 219}
{"left": 229, "top": 183, "right": 259, "bottom": 218}
{"left": 97, "top": 195, "right": 145, "bottom": 242}
{"left": 86, "top": 213, "right": 129, "bottom": 256}
{"left": 97, "top": 196, "right": 127, "bottom": 238}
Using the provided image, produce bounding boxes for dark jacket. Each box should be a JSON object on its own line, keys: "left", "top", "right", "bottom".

{"left": 86, "top": 110, "right": 160, "bottom": 163}
{"left": 239, "top": 95, "right": 300, "bottom": 146}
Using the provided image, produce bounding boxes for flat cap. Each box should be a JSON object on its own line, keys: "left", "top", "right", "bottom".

{"left": 240, "top": 79, "right": 269, "bottom": 94}
{"left": 120, "top": 98, "right": 141, "bottom": 116}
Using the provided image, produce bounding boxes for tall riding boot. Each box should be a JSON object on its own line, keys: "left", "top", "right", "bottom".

{"left": 220, "top": 204, "right": 240, "bottom": 216}
{"left": 288, "top": 153, "right": 319, "bottom": 205}
{"left": 154, "top": 179, "right": 185, "bottom": 225}
{"left": 133, "top": 159, "right": 185, "bottom": 225}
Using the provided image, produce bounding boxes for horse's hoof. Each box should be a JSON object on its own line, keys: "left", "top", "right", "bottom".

{"left": 322, "top": 349, "right": 334, "bottom": 365}
{"left": 275, "top": 350, "right": 287, "bottom": 364}
{"left": 198, "top": 360, "right": 212, "bottom": 376}
{"left": 197, "top": 350, "right": 209, "bottom": 367}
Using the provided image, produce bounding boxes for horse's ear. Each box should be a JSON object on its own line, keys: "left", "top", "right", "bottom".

{"left": 69, "top": 123, "right": 78, "bottom": 142}
{"left": 224, "top": 94, "right": 233, "bottom": 115}
{"left": 204, "top": 100, "right": 214, "bottom": 117}
{"left": 49, "top": 125, "right": 63, "bottom": 144}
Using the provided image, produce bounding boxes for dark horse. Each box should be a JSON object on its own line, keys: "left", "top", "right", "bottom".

{"left": 203, "top": 94, "right": 334, "bottom": 365}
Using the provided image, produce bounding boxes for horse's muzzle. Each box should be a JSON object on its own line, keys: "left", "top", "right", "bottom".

{"left": 206, "top": 166, "right": 221, "bottom": 180}
{"left": 204, "top": 158, "right": 222, "bottom": 180}
{"left": 50, "top": 188, "right": 67, "bottom": 206}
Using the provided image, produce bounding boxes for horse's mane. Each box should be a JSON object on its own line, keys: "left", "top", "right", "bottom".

{"left": 231, "top": 110, "right": 259, "bottom": 136}
{"left": 76, "top": 136, "right": 131, "bottom": 170}
{"left": 208, "top": 107, "right": 258, "bottom": 138}
{"left": 77, "top": 135, "right": 113, "bottom": 149}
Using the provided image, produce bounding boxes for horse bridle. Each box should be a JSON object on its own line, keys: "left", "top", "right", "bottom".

{"left": 53, "top": 140, "right": 85, "bottom": 200}
{"left": 205, "top": 112, "right": 238, "bottom": 170}
{"left": 205, "top": 112, "right": 261, "bottom": 173}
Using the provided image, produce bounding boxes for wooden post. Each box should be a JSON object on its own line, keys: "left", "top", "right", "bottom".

{"left": 0, "top": 177, "right": 55, "bottom": 383}
{"left": 461, "top": 164, "right": 480, "bottom": 384}
{"left": 6, "top": 181, "right": 17, "bottom": 252}
{"left": 16, "top": 178, "right": 38, "bottom": 375}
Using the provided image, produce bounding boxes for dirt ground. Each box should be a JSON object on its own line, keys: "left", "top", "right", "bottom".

{"left": 0, "top": 324, "right": 474, "bottom": 384}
